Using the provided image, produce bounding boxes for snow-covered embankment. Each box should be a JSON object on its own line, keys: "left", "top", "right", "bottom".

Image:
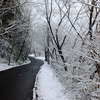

{"left": 33, "top": 60, "right": 69, "bottom": 100}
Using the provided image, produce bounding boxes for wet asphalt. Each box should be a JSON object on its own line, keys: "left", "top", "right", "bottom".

{"left": 0, "top": 57, "right": 44, "bottom": 100}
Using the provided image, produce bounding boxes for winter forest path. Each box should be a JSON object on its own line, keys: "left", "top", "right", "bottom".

{"left": 0, "top": 57, "right": 44, "bottom": 100}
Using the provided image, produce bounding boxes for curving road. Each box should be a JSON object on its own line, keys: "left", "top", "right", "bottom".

{"left": 0, "top": 57, "right": 44, "bottom": 100}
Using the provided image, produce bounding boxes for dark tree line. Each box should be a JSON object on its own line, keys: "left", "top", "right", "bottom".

{"left": 0, "top": 0, "right": 30, "bottom": 65}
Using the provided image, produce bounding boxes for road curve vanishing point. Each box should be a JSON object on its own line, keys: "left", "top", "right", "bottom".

{"left": 0, "top": 57, "right": 44, "bottom": 100}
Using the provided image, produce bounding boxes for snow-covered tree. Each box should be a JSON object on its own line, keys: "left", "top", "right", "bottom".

{"left": 0, "top": 0, "right": 30, "bottom": 64}
{"left": 29, "top": 0, "right": 100, "bottom": 99}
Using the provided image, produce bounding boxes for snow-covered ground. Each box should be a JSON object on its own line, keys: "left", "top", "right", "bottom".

{"left": 33, "top": 57, "right": 69, "bottom": 100}
{"left": 0, "top": 63, "right": 16, "bottom": 71}
{"left": 0, "top": 58, "right": 30, "bottom": 71}
{"left": 29, "top": 54, "right": 45, "bottom": 61}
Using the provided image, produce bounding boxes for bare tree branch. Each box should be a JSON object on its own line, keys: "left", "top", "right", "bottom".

{"left": 60, "top": 35, "right": 67, "bottom": 48}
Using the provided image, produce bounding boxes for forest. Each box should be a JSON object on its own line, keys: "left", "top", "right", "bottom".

{"left": 0, "top": 0, "right": 100, "bottom": 100}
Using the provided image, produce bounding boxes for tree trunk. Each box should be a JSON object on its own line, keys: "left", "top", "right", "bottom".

{"left": 58, "top": 47, "right": 67, "bottom": 71}
{"left": 88, "top": 0, "right": 96, "bottom": 40}
{"left": 8, "top": 40, "right": 14, "bottom": 65}
{"left": 16, "top": 40, "right": 26, "bottom": 62}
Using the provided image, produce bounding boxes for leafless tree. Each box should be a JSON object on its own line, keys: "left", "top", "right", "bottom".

{"left": 0, "top": 0, "right": 30, "bottom": 65}
{"left": 44, "top": 0, "right": 68, "bottom": 71}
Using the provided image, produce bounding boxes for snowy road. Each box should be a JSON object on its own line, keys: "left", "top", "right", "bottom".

{"left": 0, "top": 57, "right": 44, "bottom": 100}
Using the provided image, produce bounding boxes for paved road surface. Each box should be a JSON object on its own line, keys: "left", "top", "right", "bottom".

{"left": 0, "top": 57, "right": 44, "bottom": 100}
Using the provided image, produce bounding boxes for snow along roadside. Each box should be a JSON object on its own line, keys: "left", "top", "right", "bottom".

{"left": 0, "top": 59, "right": 30, "bottom": 71}
{"left": 33, "top": 61, "right": 69, "bottom": 100}
{"left": 0, "top": 54, "right": 44, "bottom": 71}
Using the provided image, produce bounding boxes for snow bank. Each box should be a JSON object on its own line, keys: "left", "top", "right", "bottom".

{"left": 0, "top": 59, "right": 30, "bottom": 71}
{"left": 33, "top": 62, "right": 69, "bottom": 100}
{"left": 0, "top": 63, "right": 13, "bottom": 71}
{"left": 29, "top": 54, "right": 45, "bottom": 61}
